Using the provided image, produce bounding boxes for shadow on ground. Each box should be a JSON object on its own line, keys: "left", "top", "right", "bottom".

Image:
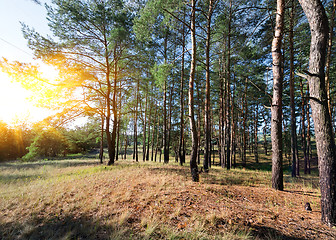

{"left": 0, "top": 155, "right": 100, "bottom": 171}
{"left": 147, "top": 165, "right": 270, "bottom": 186}
{"left": 0, "top": 214, "right": 137, "bottom": 240}
{"left": 251, "top": 225, "right": 306, "bottom": 240}
{"left": 0, "top": 212, "right": 309, "bottom": 240}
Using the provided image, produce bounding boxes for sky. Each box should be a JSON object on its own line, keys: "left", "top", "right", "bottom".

{"left": 0, "top": 0, "right": 50, "bottom": 62}
{"left": 0, "top": 0, "right": 53, "bottom": 124}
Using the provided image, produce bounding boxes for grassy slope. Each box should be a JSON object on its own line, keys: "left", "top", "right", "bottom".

{"left": 0, "top": 155, "right": 335, "bottom": 240}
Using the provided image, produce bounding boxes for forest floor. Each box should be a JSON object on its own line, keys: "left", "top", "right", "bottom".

{"left": 0, "top": 153, "right": 336, "bottom": 239}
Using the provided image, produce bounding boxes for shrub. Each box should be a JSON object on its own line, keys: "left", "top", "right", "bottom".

{"left": 23, "top": 128, "right": 70, "bottom": 161}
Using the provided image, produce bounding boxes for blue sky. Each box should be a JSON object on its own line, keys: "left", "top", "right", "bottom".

{"left": 0, "top": 0, "right": 50, "bottom": 62}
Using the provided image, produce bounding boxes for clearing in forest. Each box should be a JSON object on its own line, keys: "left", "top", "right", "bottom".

{"left": 0, "top": 156, "right": 335, "bottom": 240}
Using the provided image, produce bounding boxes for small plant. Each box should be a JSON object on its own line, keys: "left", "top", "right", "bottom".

{"left": 118, "top": 210, "right": 132, "bottom": 226}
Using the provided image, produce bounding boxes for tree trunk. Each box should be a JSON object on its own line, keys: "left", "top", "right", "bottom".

{"left": 146, "top": 98, "right": 151, "bottom": 161}
{"left": 197, "top": 82, "right": 202, "bottom": 166}
{"left": 300, "top": 75, "right": 308, "bottom": 174}
{"left": 271, "top": 0, "right": 285, "bottom": 191}
{"left": 243, "top": 78, "right": 248, "bottom": 167}
{"left": 226, "top": 0, "right": 232, "bottom": 170}
{"left": 124, "top": 133, "right": 127, "bottom": 160}
{"left": 262, "top": 111, "right": 268, "bottom": 156}
{"left": 203, "top": 0, "right": 215, "bottom": 173}
{"left": 298, "top": 0, "right": 336, "bottom": 226}
{"left": 189, "top": 0, "right": 199, "bottom": 182}
{"left": 167, "top": 75, "right": 175, "bottom": 164}
{"left": 116, "top": 79, "right": 122, "bottom": 161}
{"left": 133, "top": 79, "right": 139, "bottom": 162}
{"left": 99, "top": 115, "right": 104, "bottom": 164}
{"left": 143, "top": 94, "right": 148, "bottom": 162}
{"left": 289, "top": 0, "right": 298, "bottom": 177}
{"left": 179, "top": 9, "right": 186, "bottom": 166}
{"left": 325, "top": 0, "right": 336, "bottom": 118}
{"left": 306, "top": 95, "right": 311, "bottom": 174}
{"left": 231, "top": 81, "right": 236, "bottom": 168}
{"left": 163, "top": 32, "right": 169, "bottom": 164}
{"left": 116, "top": 120, "right": 120, "bottom": 161}
{"left": 107, "top": 50, "right": 119, "bottom": 165}
{"left": 218, "top": 45, "right": 226, "bottom": 168}
{"left": 151, "top": 106, "right": 157, "bottom": 161}
{"left": 254, "top": 104, "right": 259, "bottom": 164}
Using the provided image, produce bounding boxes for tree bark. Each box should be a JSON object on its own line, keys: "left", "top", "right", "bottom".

{"left": 231, "top": 81, "right": 236, "bottom": 168}
{"left": 300, "top": 75, "right": 308, "bottom": 174}
{"left": 254, "top": 104, "right": 259, "bottom": 164}
{"left": 306, "top": 95, "right": 311, "bottom": 174}
{"left": 289, "top": 0, "right": 298, "bottom": 177}
{"left": 178, "top": 9, "right": 186, "bottom": 166}
{"left": 151, "top": 106, "right": 157, "bottom": 161}
{"left": 219, "top": 55, "right": 226, "bottom": 168}
{"left": 225, "top": 0, "right": 232, "bottom": 170}
{"left": 196, "top": 82, "right": 202, "bottom": 166}
{"left": 271, "top": 0, "right": 285, "bottom": 191}
{"left": 325, "top": 0, "right": 336, "bottom": 118}
{"left": 107, "top": 49, "right": 119, "bottom": 165}
{"left": 243, "top": 78, "right": 248, "bottom": 167}
{"left": 189, "top": 0, "right": 199, "bottom": 182}
{"left": 262, "top": 111, "right": 268, "bottom": 156}
{"left": 133, "top": 79, "right": 139, "bottom": 162}
{"left": 143, "top": 94, "right": 148, "bottom": 162}
{"left": 163, "top": 32, "right": 169, "bottom": 164}
{"left": 146, "top": 98, "right": 151, "bottom": 161}
{"left": 99, "top": 115, "right": 104, "bottom": 164}
{"left": 203, "top": 0, "right": 214, "bottom": 173}
{"left": 124, "top": 133, "right": 127, "bottom": 160}
{"left": 298, "top": 0, "right": 336, "bottom": 226}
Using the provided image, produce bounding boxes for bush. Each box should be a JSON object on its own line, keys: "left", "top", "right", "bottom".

{"left": 23, "top": 128, "right": 70, "bottom": 161}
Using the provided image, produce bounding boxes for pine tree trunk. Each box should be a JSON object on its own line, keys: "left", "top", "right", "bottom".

{"left": 254, "top": 104, "right": 259, "bottom": 164}
{"left": 167, "top": 77, "right": 175, "bottom": 164}
{"left": 300, "top": 76, "right": 308, "bottom": 174}
{"left": 262, "top": 112, "right": 268, "bottom": 156}
{"left": 146, "top": 99, "right": 151, "bottom": 161}
{"left": 197, "top": 83, "right": 201, "bottom": 166}
{"left": 225, "top": 0, "right": 232, "bottom": 170}
{"left": 298, "top": 0, "right": 336, "bottom": 226}
{"left": 99, "top": 116, "right": 104, "bottom": 164}
{"left": 289, "top": 0, "right": 298, "bottom": 177}
{"left": 243, "top": 78, "right": 248, "bottom": 167}
{"left": 231, "top": 82, "right": 236, "bottom": 168}
{"left": 306, "top": 98, "right": 311, "bottom": 174}
{"left": 271, "top": 0, "right": 285, "bottom": 191}
{"left": 151, "top": 106, "right": 157, "bottom": 161}
{"left": 203, "top": 0, "right": 213, "bottom": 173}
{"left": 218, "top": 49, "right": 225, "bottom": 168}
{"left": 163, "top": 32, "right": 169, "bottom": 164}
{"left": 179, "top": 9, "right": 186, "bottom": 166}
{"left": 325, "top": 0, "right": 336, "bottom": 117}
{"left": 189, "top": 0, "right": 199, "bottom": 182}
{"left": 143, "top": 94, "right": 148, "bottom": 162}
{"left": 116, "top": 79, "right": 122, "bottom": 161}
{"left": 134, "top": 79, "right": 139, "bottom": 162}
{"left": 124, "top": 133, "right": 127, "bottom": 160}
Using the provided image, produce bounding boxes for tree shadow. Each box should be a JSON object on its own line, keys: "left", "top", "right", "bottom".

{"left": 251, "top": 225, "right": 307, "bottom": 240}
{"left": 147, "top": 165, "right": 269, "bottom": 186}
{"left": 0, "top": 214, "right": 138, "bottom": 240}
{"left": 0, "top": 157, "right": 100, "bottom": 171}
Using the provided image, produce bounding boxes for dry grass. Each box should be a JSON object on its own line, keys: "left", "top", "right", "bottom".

{"left": 0, "top": 154, "right": 335, "bottom": 240}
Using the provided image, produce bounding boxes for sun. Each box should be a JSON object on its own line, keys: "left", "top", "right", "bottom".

{"left": 0, "top": 64, "right": 57, "bottom": 125}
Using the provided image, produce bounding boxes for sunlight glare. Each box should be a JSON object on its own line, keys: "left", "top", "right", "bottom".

{"left": 0, "top": 70, "right": 51, "bottom": 125}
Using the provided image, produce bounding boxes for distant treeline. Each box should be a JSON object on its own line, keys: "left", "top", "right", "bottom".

{"left": 0, "top": 119, "right": 102, "bottom": 162}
